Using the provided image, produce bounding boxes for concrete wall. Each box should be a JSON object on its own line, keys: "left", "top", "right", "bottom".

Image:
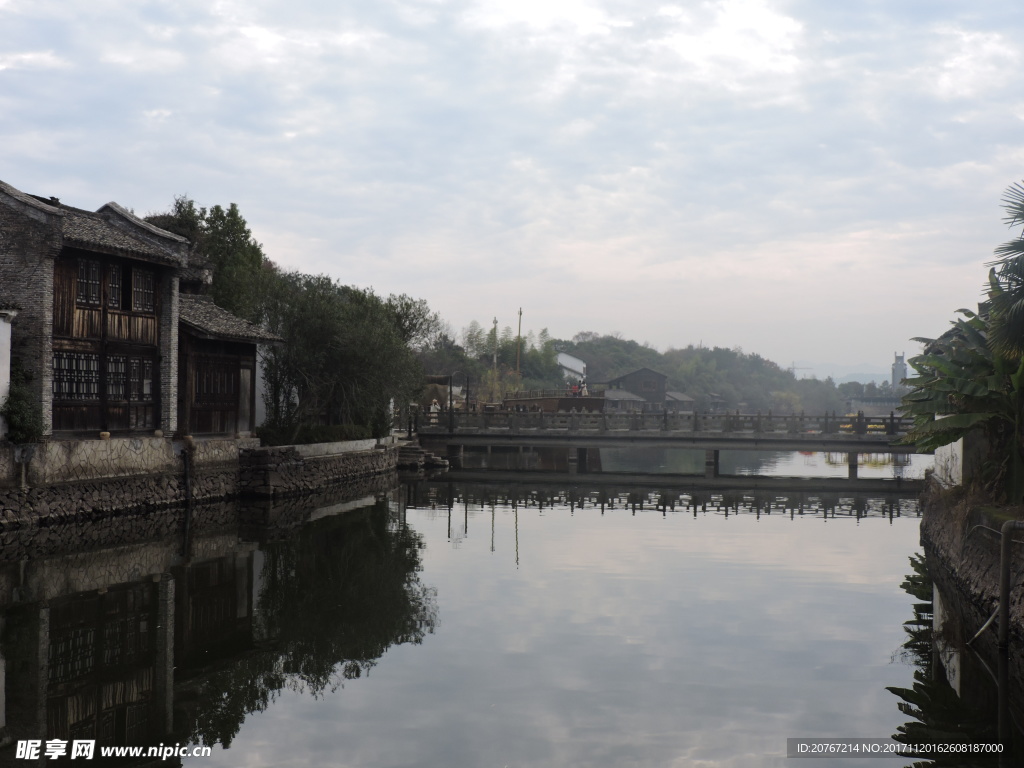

{"left": 0, "top": 435, "right": 264, "bottom": 488}
{"left": 292, "top": 438, "right": 380, "bottom": 457}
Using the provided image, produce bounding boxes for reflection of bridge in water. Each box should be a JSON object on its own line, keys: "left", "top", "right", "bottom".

{"left": 417, "top": 411, "right": 924, "bottom": 483}
{"left": 404, "top": 477, "right": 922, "bottom": 527}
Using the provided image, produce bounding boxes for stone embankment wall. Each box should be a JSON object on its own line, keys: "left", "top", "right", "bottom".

{"left": 239, "top": 443, "right": 398, "bottom": 498}
{"left": 920, "top": 486, "right": 1024, "bottom": 687}
{"left": 0, "top": 436, "right": 399, "bottom": 532}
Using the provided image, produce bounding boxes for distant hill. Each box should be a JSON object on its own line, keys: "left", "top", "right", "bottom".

{"left": 792, "top": 360, "right": 891, "bottom": 384}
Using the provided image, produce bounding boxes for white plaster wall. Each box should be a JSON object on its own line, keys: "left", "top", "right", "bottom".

{"left": 0, "top": 315, "right": 12, "bottom": 439}
{"left": 28, "top": 437, "right": 177, "bottom": 484}
{"left": 933, "top": 438, "right": 963, "bottom": 487}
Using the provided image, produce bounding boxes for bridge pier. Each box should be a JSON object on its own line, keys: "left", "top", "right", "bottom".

{"left": 848, "top": 452, "right": 857, "bottom": 480}
{"left": 705, "top": 449, "right": 720, "bottom": 479}
{"left": 567, "top": 447, "right": 589, "bottom": 474}
{"left": 447, "top": 444, "right": 463, "bottom": 469}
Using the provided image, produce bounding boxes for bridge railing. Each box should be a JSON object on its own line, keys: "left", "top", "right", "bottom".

{"left": 417, "top": 410, "right": 914, "bottom": 437}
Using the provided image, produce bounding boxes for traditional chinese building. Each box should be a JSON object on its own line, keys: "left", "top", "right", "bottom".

{"left": 0, "top": 179, "right": 276, "bottom": 441}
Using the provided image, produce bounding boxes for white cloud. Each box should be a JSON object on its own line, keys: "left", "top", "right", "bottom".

{"left": 0, "top": 50, "right": 66, "bottom": 70}
{"left": 463, "top": 0, "right": 623, "bottom": 35}
{"left": 655, "top": 0, "right": 804, "bottom": 89}
{"left": 2, "top": 0, "right": 1023, "bottom": 367}
{"left": 926, "top": 27, "right": 1019, "bottom": 100}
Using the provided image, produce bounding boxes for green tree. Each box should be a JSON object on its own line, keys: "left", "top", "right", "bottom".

{"left": 901, "top": 308, "right": 1024, "bottom": 501}
{"left": 987, "top": 181, "right": 1024, "bottom": 358}
{"left": 261, "top": 270, "right": 425, "bottom": 438}
{"left": 203, "top": 203, "right": 267, "bottom": 322}
{"left": 0, "top": 360, "right": 44, "bottom": 444}
{"left": 146, "top": 198, "right": 267, "bottom": 323}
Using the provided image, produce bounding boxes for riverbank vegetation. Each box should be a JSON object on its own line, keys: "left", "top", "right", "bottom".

{"left": 147, "top": 198, "right": 436, "bottom": 441}
{"left": 422, "top": 322, "right": 902, "bottom": 415}
{"left": 901, "top": 182, "right": 1024, "bottom": 503}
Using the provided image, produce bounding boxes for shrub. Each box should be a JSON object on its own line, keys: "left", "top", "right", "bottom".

{"left": 1, "top": 360, "right": 44, "bottom": 444}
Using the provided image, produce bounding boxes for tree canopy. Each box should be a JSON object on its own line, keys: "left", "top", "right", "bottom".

{"left": 147, "top": 196, "right": 435, "bottom": 439}
{"left": 902, "top": 180, "right": 1024, "bottom": 502}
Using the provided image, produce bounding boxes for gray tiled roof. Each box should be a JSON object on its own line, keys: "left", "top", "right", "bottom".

{"left": 666, "top": 390, "right": 694, "bottom": 402}
{"left": 61, "top": 207, "right": 182, "bottom": 264}
{"left": 179, "top": 294, "right": 282, "bottom": 344}
{"left": 602, "top": 389, "right": 646, "bottom": 401}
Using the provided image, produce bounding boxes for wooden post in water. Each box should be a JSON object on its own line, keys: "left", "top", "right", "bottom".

{"left": 847, "top": 451, "right": 858, "bottom": 479}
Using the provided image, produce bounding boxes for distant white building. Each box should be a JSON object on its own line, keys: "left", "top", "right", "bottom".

{"left": 557, "top": 352, "right": 586, "bottom": 382}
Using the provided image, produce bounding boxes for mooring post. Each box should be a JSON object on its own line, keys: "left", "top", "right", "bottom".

{"left": 847, "top": 452, "right": 858, "bottom": 479}
{"left": 180, "top": 438, "right": 195, "bottom": 557}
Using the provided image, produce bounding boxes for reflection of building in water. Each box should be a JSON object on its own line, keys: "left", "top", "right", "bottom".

{"left": 45, "top": 581, "right": 170, "bottom": 747}
{"left": 172, "top": 538, "right": 257, "bottom": 670}
{"left": 0, "top": 488, "right": 433, "bottom": 758}
{"left": 0, "top": 541, "right": 180, "bottom": 758}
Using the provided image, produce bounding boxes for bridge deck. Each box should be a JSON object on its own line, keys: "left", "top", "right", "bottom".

{"left": 417, "top": 411, "right": 924, "bottom": 454}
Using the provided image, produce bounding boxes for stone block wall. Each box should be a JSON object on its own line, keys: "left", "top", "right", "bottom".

{"left": 159, "top": 274, "right": 179, "bottom": 434}
{"left": 240, "top": 444, "right": 399, "bottom": 498}
{"left": 192, "top": 436, "right": 260, "bottom": 466}
{"left": 0, "top": 439, "right": 398, "bottom": 541}
{"left": 0, "top": 188, "right": 60, "bottom": 436}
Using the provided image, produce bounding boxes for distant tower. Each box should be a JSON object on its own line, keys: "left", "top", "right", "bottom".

{"left": 891, "top": 352, "right": 907, "bottom": 390}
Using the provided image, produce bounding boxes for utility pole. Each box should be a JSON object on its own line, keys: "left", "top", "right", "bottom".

{"left": 516, "top": 307, "right": 522, "bottom": 390}
{"left": 492, "top": 317, "right": 498, "bottom": 401}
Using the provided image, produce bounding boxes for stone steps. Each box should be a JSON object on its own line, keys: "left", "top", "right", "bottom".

{"left": 397, "top": 442, "right": 449, "bottom": 471}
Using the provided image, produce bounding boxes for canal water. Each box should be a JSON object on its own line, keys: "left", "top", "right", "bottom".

{"left": 459, "top": 445, "right": 932, "bottom": 481}
{"left": 0, "top": 454, "right": 1011, "bottom": 767}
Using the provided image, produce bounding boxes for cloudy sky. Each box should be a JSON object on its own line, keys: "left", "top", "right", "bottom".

{"left": 3, "top": 0, "right": 1022, "bottom": 375}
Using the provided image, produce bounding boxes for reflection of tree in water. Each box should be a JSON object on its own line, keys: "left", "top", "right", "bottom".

{"left": 888, "top": 553, "right": 999, "bottom": 767}
{"left": 176, "top": 501, "right": 437, "bottom": 748}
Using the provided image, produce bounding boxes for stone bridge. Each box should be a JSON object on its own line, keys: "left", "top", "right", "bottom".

{"left": 415, "top": 410, "right": 923, "bottom": 480}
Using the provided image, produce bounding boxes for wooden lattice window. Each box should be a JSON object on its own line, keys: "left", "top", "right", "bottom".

{"left": 132, "top": 268, "right": 154, "bottom": 312}
{"left": 76, "top": 260, "right": 101, "bottom": 306}
{"left": 53, "top": 352, "right": 101, "bottom": 400}
{"left": 195, "top": 359, "right": 238, "bottom": 405}
{"left": 128, "top": 358, "right": 154, "bottom": 400}
{"left": 107, "top": 356, "right": 127, "bottom": 399}
{"left": 107, "top": 264, "right": 122, "bottom": 309}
